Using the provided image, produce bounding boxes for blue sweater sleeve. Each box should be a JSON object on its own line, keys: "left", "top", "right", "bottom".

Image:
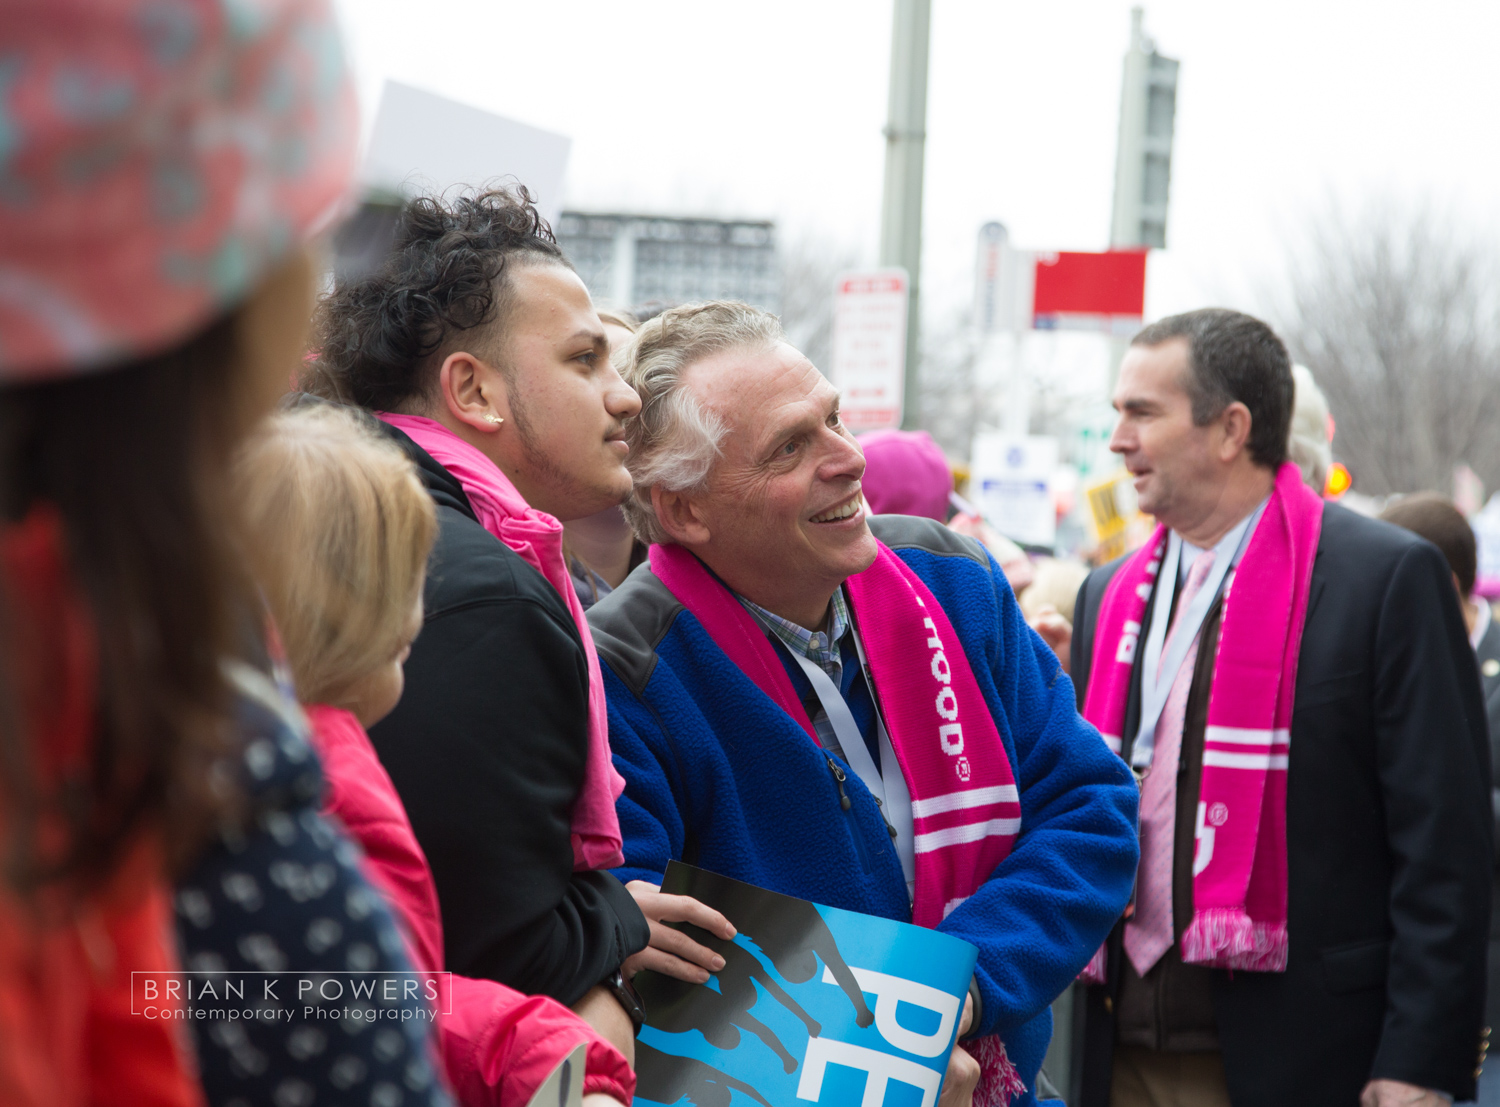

{"left": 606, "top": 666, "right": 689, "bottom": 888}
{"left": 935, "top": 550, "right": 1139, "bottom": 1039}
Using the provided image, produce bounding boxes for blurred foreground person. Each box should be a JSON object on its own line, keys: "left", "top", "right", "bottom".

{"left": 1073, "top": 309, "right": 1490, "bottom": 1107}
{"left": 1378, "top": 492, "right": 1500, "bottom": 1105}
{"left": 591, "top": 302, "right": 1140, "bottom": 1107}
{"left": 858, "top": 427, "right": 955, "bottom": 520}
{"left": 1017, "top": 559, "right": 1088, "bottom": 675}
{"left": 566, "top": 311, "right": 647, "bottom": 610}
{"left": 308, "top": 188, "right": 725, "bottom": 1058}
{"left": 0, "top": 2, "right": 450, "bottom": 1105}
{"left": 236, "top": 403, "right": 634, "bottom": 1106}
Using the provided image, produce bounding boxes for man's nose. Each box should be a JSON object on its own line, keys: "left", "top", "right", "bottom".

{"left": 605, "top": 366, "right": 642, "bottom": 420}
{"left": 1107, "top": 417, "right": 1130, "bottom": 454}
{"left": 821, "top": 427, "right": 866, "bottom": 481}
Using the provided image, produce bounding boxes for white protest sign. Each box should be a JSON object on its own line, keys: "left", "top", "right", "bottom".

{"left": 830, "top": 269, "right": 909, "bottom": 433}
{"left": 361, "top": 81, "right": 572, "bottom": 225}
{"left": 971, "top": 433, "right": 1060, "bottom": 548}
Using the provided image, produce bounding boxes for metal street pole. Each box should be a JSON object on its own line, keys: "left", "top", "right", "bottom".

{"left": 880, "top": 0, "right": 931, "bottom": 430}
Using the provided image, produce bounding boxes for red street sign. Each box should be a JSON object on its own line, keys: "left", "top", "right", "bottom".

{"left": 1032, "top": 250, "right": 1147, "bottom": 336}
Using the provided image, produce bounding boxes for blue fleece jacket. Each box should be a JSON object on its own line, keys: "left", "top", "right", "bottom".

{"left": 588, "top": 516, "right": 1139, "bottom": 1106}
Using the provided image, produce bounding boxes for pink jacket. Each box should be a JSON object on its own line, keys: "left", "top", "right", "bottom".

{"left": 304, "top": 705, "right": 634, "bottom": 1106}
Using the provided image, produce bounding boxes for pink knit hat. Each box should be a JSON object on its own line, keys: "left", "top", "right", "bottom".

{"left": 857, "top": 429, "right": 954, "bottom": 520}
{"left": 0, "top": 0, "right": 358, "bottom": 381}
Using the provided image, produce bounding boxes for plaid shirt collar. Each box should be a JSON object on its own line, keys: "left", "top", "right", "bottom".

{"left": 738, "top": 588, "right": 851, "bottom": 680}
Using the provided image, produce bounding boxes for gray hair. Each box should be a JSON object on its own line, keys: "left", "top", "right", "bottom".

{"left": 621, "top": 301, "right": 784, "bottom": 545}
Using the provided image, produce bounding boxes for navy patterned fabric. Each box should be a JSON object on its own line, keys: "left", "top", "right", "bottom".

{"left": 175, "top": 662, "right": 451, "bottom": 1107}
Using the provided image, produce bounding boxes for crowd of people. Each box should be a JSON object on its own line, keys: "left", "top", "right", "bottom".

{"left": 0, "top": 3, "right": 1494, "bottom": 1107}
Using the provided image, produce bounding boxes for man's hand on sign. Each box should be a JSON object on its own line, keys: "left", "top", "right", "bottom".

{"left": 622, "top": 880, "right": 737, "bottom": 983}
{"left": 937, "top": 990, "right": 981, "bottom": 1107}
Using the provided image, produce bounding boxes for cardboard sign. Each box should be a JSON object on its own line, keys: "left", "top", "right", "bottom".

{"left": 633, "top": 863, "right": 978, "bottom": 1107}
{"left": 1083, "top": 469, "right": 1150, "bottom": 562}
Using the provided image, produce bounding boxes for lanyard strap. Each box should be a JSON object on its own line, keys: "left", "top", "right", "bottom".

{"left": 1131, "top": 505, "right": 1264, "bottom": 770}
{"left": 785, "top": 643, "right": 916, "bottom": 896}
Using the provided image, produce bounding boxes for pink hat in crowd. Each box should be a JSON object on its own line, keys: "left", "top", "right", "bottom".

{"left": 0, "top": 0, "right": 358, "bottom": 382}
{"left": 857, "top": 429, "right": 955, "bottom": 520}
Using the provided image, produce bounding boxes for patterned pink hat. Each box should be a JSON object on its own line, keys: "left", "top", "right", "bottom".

{"left": 0, "top": 0, "right": 358, "bottom": 381}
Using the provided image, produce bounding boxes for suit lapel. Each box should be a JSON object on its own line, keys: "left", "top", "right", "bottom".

{"left": 1301, "top": 515, "right": 1331, "bottom": 632}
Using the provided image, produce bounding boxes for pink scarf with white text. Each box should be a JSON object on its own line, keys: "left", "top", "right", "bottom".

{"left": 1082, "top": 462, "right": 1322, "bottom": 972}
{"left": 380, "top": 413, "right": 625, "bottom": 872}
{"left": 650, "top": 540, "right": 1027, "bottom": 1106}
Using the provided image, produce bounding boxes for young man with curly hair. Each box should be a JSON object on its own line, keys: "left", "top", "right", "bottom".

{"left": 308, "top": 187, "right": 733, "bottom": 1059}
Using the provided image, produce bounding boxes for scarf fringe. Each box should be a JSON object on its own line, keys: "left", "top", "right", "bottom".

{"left": 1180, "top": 908, "right": 1288, "bottom": 972}
{"left": 1077, "top": 943, "right": 1107, "bottom": 985}
{"left": 963, "top": 1035, "right": 1027, "bottom": 1107}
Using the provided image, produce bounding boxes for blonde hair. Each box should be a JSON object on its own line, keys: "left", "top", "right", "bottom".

{"left": 1017, "top": 558, "right": 1089, "bottom": 625}
{"left": 620, "top": 300, "right": 783, "bottom": 544}
{"left": 596, "top": 308, "right": 639, "bottom": 333}
{"left": 235, "top": 403, "right": 436, "bottom": 706}
{"left": 1288, "top": 363, "right": 1332, "bottom": 493}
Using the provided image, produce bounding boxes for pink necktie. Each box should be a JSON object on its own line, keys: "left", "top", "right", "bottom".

{"left": 1124, "top": 549, "right": 1218, "bottom": 977}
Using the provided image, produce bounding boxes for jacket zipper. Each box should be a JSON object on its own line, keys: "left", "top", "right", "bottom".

{"left": 826, "top": 756, "right": 851, "bottom": 810}
{"left": 827, "top": 755, "right": 878, "bottom": 874}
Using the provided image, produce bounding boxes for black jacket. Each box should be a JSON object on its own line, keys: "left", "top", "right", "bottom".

{"left": 1476, "top": 614, "right": 1500, "bottom": 1035}
{"left": 1072, "top": 503, "right": 1491, "bottom": 1105}
{"left": 369, "top": 425, "right": 649, "bottom": 1006}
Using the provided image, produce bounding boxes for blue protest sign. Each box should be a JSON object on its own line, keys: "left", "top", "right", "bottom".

{"left": 634, "top": 862, "right": 979, "bottom": 1107}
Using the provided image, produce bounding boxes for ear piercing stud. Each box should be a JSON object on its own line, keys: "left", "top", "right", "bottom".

{"left": 484, "top": 414, "right": 505, "bottom": 427}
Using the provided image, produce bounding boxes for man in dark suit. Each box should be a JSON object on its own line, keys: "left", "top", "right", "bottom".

{"left": 1378, "top": 493, "right": 1500, "bottom": 1104}
{"left": 1072, "top": 309, "right": 1491, "bottom": 1107}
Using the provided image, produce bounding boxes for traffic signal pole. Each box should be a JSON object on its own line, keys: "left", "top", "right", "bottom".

{"left": 880, "top": 0, "right": 932, "bottom": 430}
{"left": 1107, "top": 7, "right": 1178, "bottom": 393}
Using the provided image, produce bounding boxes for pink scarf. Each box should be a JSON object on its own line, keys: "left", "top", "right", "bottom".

{"left": 380, "top": 413, "right": 625, "bottom": 872}
{"left": 1082, "top": 462, "right": 1322, "bottom": 972}
{"left": 650, "top": 541, "right": 1027, "bottom": 1107}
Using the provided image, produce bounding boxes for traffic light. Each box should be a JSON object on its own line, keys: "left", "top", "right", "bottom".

{"left": 1325, "top": 463, "right": 1353, "bottom": 499}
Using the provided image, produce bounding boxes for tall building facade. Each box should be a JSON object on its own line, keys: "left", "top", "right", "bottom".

{"left": 555, "top": 212, "right": 779, "bottom": 314}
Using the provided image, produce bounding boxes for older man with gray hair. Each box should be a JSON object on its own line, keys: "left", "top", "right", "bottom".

{"left": 588, "top": 301, "right": 1140, "bottom": 1107}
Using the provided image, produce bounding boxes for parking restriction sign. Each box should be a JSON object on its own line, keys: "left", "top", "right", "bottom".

{"left": 829, "top": 268, "right": 909, "bottom": 433}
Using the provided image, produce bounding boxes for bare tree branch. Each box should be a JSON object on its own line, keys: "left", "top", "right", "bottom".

{"left": 1274, "top": 199, "right": 1500, "bottom": 496}
{"left": 777, "top": 231, "right": 863, "bottom": 377}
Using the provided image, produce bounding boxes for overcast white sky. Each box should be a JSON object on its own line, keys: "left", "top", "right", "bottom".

{"left": 333, "top": 0, "right": 1500, "bottom": 329}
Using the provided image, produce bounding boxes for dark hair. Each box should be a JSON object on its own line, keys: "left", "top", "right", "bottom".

{"left": 0, "top": 316, "right": 251, "bottom": 894}
{"left": 1379, "top": 492, "right": 1477, "bottom": 597}
{"left": 1132, "top": 308, "right": 1294, "bottom": 470}
{"left": 307, "top": 185, "right": 570, "bottom": 411}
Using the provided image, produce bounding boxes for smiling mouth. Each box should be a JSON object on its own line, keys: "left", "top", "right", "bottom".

{"left": 810, "top": 497, "right": 862, "bottom": 524}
